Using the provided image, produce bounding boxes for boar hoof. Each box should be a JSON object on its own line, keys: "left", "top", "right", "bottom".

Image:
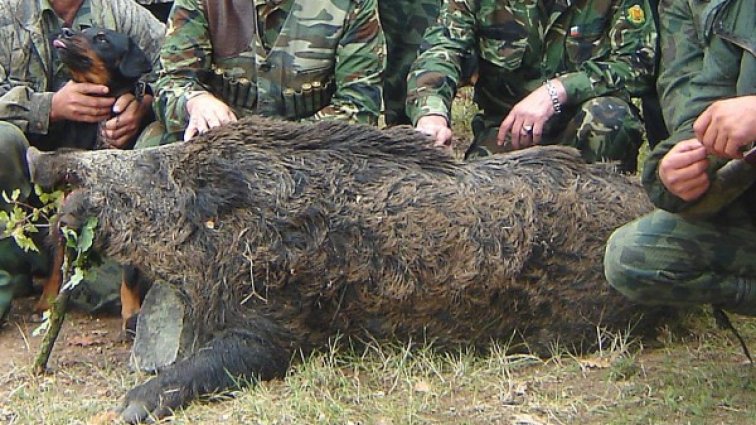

{"left": 120, "top": 375, "right": 187, "bottom": 424}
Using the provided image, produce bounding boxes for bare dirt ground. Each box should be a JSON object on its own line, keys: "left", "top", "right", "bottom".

{"left": 0, "top": 299, "right": 129, "bottom": 377}
{"left": 0, "top": 297, "right": 131, "bottom": 424}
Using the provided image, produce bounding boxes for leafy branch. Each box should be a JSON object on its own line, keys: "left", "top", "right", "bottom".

{"left": 32, "top": 217, "right": 98, "bottom": 337}
{"left": 0, "top": 186, "right": 63, "bottom": 252}
{"left": 0, "top": 187, "right": 97, "bottom": 373}
{"left": 33, "top": 217, "right": 98, "bottom": 374}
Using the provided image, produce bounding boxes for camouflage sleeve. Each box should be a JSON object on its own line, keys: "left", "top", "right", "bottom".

{"left": 405, "top": 0, "right": 476, "bottom": 126}
{"left": 558, "top": 0, "right": 657, "bottom": 106}
{"left": 309, "top": 0, "right": 385, "bottom": 125}
{"left": 0, "top": 0, "right": 164, "bottom": 136}
{"left": 641, "top": 0, "right": 732, "bottom": 212}
{"left": 103, "top": 0, "right": 166, "bottom": 84}
{"left": 0, "top": 79, "right": 54, "bottom": 136}
{"left": 0, "top": 1, "right": 53, "bottom": 135}
{"left": 153, "top": 0, "right": 213, "bottom": 134}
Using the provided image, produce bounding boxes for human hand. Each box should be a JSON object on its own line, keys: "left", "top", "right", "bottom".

{"left": 415, "top": 115, "right": 453, "bottom": 149}
{"left": 658, "top": 138, "right": 710, "bottom": 202}
{"left": 497, "top": 80, "right": 566, "bottom": 149}
{"left": 693, "top": 96, "right": 756, "bottom": 159}
{"left": 184, "top": 92, "right": 237, "bottom": 141}
{"left": 101, "top": 93, "right": 153, "bottom": 149}
{"left": 50, "top": 81, "right": 115, "bottom": 123}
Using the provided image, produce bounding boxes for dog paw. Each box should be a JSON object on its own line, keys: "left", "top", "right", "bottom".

{"left": 121, "top": 313, "right": 139, "bottom": 340}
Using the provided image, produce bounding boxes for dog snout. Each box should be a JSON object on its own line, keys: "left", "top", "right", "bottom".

{"left": 60, "top": 27, "right": 75, "bottom": 39}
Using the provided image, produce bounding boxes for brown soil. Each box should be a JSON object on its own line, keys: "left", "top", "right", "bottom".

{"left": 0, "top": 296, "right": 130, "bottom": 384}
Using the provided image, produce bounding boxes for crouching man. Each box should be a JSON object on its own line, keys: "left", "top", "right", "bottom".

{"left": 604, "top": 0, "right": 755, "bottom": 316}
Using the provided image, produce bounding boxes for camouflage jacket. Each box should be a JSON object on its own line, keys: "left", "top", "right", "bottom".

{"left": 643, "top": 0, "right": 755, "bottom": 213}
{"left": 0, "top": 0, "right": 165, "bottom": 136}
{"left": 406, "top": 0, "right": 657, "bottom": 124}
{"left": 155, "top": 0, "right": 385, "bottom": 133}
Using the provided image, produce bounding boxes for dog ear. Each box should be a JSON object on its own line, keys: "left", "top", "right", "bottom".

{"left": 118, "top": 38, "right": 153, "bottom": 79}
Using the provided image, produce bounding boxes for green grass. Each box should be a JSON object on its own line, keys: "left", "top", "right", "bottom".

{"left": 1, "top": 312, "right": 754, "bottom": 424}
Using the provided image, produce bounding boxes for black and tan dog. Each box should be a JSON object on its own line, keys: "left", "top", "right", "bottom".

{"left": 50, "top": 27, "right": 153, "bottom": 150}
{"left": 36, "top": 27, "right": 153, "bottom": 334}
{"left": 53, "top": 27, "right": 152, "bottom": 102}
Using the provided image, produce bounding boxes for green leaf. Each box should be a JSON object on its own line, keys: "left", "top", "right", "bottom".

{"left": 38, "top": 187, "right": 64, "bottom": 206}
{"left": 61, "top": 226, "right": 78, "bottom": 249}
{"left": 31, "top": 310, "right": 52, "bottom": 337}
{"left": 0, "top": 210, "right": 9, "bottom": 235}
{"left": 10, "top": 205, "right": 25, "bottom": 224}
{"left": 77, "top": 217, "right": 98, "bottom": 254}
{"left": 11, "top": 227, "right": 39, "bottom": 252}
{"left": 62, "top": 266, "right": 85, "bottom": 291}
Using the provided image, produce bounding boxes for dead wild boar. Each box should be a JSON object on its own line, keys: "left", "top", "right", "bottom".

{"left": 27, "top": 116, "right": 662, "bottom": 422}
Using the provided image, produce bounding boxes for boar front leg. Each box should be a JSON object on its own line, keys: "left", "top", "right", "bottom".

{"left": 120, "top": 326, "right": 291, "bottom": 423}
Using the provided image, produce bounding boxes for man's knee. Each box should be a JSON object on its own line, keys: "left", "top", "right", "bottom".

{"left": 134, "top": 121, "right": 164, "bottom": 149}
{"left": 604, "top": 220, "right": 648, "bottom": 303}
{"left": 578, "top": 97, "right": 640, "bottom": 131}
{"left": 575, "top": 97, "right": 643, "bottom": 169}
{"left": 134, "top": 121, "right": 182, "bottom": 148}
{"left": 0, "top": 122, "right": 32, "bottom": 209}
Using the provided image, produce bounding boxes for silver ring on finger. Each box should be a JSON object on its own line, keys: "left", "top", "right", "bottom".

{"left": 521, "top": 124, "right": 534, "bottom": 136}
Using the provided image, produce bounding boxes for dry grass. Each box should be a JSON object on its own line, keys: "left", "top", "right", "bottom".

{"left": 1, "top": 310, "right": 754, "bottom": 424}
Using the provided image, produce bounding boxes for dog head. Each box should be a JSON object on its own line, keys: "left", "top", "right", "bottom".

{"left": 53, "top": 27, "right": 152, "bottom": 98}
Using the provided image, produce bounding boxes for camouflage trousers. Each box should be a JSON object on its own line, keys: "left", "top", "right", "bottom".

{"left": 604, "top": 208, "right": 756, "bottom": 316}
{"left": 0, "top": 123, "right": 44, "bottom": 321}
{"left": 0, "top": 122, "right": 121, "bottom": 322}
{"left": 467, "top": 96, "right": 643, "bottom": 171}
{"left": 379, "top": 0, "right": 440, "bottom": 126}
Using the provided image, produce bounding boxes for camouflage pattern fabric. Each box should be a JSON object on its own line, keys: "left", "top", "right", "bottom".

{"left": 605, "top": 208, "right": 756, "bottom": 316}
{"left": 154, "top": 0, "right": 385, "bottom": 141}
{"left": 0, "top": 0, "right": 164, "bottom": 138}
{"left": 378, "top": 0, "right": 440, "bottom": 125}
{"left": 134, "top": 0, "right": 173, "bottom": 22}
{"left": 643, "top": 0, "right": 756, "bottom": 213}
{"left": 406, "top": 0, "right": 656, "bottom": 163}
{"left": 0, "top": 0, "right": 164, "bottom": 320}
{"left": 604, "top": 0, "right": 756, "bottom": 316}
{"left": 468, "top": 96, "right": 643, "bottom": 170}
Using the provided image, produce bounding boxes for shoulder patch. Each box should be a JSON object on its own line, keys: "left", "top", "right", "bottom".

{"left": 626, "top": 4, "right": 645, "bottom": 25}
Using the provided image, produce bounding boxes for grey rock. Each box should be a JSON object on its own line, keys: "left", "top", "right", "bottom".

{"left": 130, "top": 281, "right": 194, "bottom": 373}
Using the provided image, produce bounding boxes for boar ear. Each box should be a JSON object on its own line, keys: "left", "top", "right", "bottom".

{"left": 118, "top": 38, "right": 152, "bottom": 80}
{"left": 26, "top": 147, "right": 83, "bottom": 189}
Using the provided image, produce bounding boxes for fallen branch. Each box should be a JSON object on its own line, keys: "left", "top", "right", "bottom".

{"left": 32, "top": 218, "right": 97, "bottom": 375}
{"left": 32, "top": 275, "right": 70, "bottom": 375}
